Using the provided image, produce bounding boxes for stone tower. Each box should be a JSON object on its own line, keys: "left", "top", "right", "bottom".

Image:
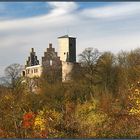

{"left": 58, "top": 35, "right": 76, "bottom": 62}
{"left": 58, "top": 35, "right": 77, "bottom": 82}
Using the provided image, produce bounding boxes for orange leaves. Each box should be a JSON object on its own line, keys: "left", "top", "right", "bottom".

{"left": 22, "top": 112, "right": 35, "bottom": 129}
{"left": 22, "top": 121, "right": 33, "bottom": 129}
{"left": 23, "top": 112, "right": 34, "bottom": 121}
{"left": 21, "top": 111, "right": 48, "bottom": 138}
{"left": 40, "top": 130, "right": 48, "bottom": 138}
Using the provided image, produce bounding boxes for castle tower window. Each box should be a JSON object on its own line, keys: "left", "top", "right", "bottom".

{"left": 26, "top": 69, "right": 30, "bottom": 74}
{"left": 50, "top": 60, "right": 52, "bottom": 66}
{"left": 34, "top": 69, "right": 38, "bottom": 73}
{"left": 34, "top": 69, "right": 36, "bottom": 73}
{"left": 22, "top": 71, "right": 25, "bottom": 76}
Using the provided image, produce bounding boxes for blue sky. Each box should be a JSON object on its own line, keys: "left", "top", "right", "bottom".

{"left": 0, "top": 2, "right": 111, "bottom": 20}
{"left": 1, "top": 2, "right": 140, "bottom": 76}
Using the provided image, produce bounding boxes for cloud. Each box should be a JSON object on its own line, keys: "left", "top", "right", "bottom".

{"left": 47, "top": 2, "right": 78, "bottom": 17}
{"left": 81, "top": 2, "right": 140, "bottom": 19}
{"left": 0, "top": 2, "right": 140, "bottom": 77}
{"left": 0, "top": 65, "right": 6, "bottom": 77}
{"left": 0, "top": 2, "right": 79, "bottom": 31}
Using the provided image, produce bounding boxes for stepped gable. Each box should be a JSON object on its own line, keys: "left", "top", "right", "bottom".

{"left": 25, "top": 48, "right": 39, "bottom": 67}
{"left": 42, "top": 43, "right": 61, "bottom": 67}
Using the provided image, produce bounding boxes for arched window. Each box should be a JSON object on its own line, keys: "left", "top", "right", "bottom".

{"left": 50, "top": 60, "right": 52, "bottom": 66}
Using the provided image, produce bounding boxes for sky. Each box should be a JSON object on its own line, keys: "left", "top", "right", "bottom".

{"left": 1, "top": 2, "right": 140, "bottom": 76}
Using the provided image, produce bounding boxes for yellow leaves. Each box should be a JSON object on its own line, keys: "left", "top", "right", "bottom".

{"left": 34, "top": 117, "right": 46, "bottom": 131}
{"left": 38, "top": 110, "right": 44, "bottom": 116}
{"left": 128, "top": 80, "right": 140, "bottom": 116}
{"left": 135, "top": 89, "right": 139, "bottom": 93}
{"left": 4, "top": 95, "right": 10, "bottom": 100}
{"left": 129, "top": 108, "right": 140, "bottom": 115}
{"left": 33, "top": 110, "right": 46, "bottom": 131}
{"left": 74, "top": 100, "right": 109, "bottom": 138}
{"left": 136, "top": 100, "right": 140, "bottom": 105}
{"left": 76, "top": 100, "right": 97, "bottom": 116}
{"left": 4, "top": 94, "right": 14, "bottom": 100}
{"left": 86, "top": 112, "right": 107, "bottom": 126}
{"left": 75, "top": 100, "right": 108, "bottom": 127}
{"left": 50, "top": 110, "right": 62, "bottom": 124}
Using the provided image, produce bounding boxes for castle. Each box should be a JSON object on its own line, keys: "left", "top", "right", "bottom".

{"left": 22, "top": 35, "right": 78, "bottom": 82}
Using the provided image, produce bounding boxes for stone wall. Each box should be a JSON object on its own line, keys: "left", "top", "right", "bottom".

{"left": 42, "top": 43, "right": 61, "bottom": 68}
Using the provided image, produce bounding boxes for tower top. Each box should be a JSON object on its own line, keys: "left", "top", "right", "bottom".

{"left": 49, "top": 43, "right": 52, "bottom": 48}
{"left": 58, "top": 35, "right": 76, "bottom": 62}
{"left": 58, "top": 35, "right": 76, "bottom": 39}
{"left": 31, "top": 48, "right": 34, "bottom": 52}
{"left": 26, "top": 48, "right": 39, "bottom": 67}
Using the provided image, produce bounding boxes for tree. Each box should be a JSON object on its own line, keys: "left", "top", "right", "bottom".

{"left": 77, "top": 48, "right": 101, "bottom": 98}
{"left": 96, "top": 52, "right": 117, "bottom": 93}
{"left": 78, "top": 48, "right": 101, "bottom": 86}
{"left": 79, "top": 48, "right": 100, "bottom": 67}
{"left": 4, "top": 63, "right": 23, "bottom": 89}
{"left": 127, "top": 48, "right": 140, "bottom": 83}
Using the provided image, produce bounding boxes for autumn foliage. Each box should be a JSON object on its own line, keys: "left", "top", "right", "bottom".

{"left": 0, "top": 48, "right": 140, "bottom": 138}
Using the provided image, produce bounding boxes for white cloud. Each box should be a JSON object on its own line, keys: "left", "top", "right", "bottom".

{"left": 0, "top": 2, "right": 79, "bottom": 31}
{"left": 0, "top": 65, "right": 6, "bottom": 77}
{"left": 0, "top": 2, "right": 140, "bottom": 76}
{"left": 81, "top": 2, "right": 140, "bottom": 19}
{"left": 47, "top": 2, "right": 78, "bottom": 17}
